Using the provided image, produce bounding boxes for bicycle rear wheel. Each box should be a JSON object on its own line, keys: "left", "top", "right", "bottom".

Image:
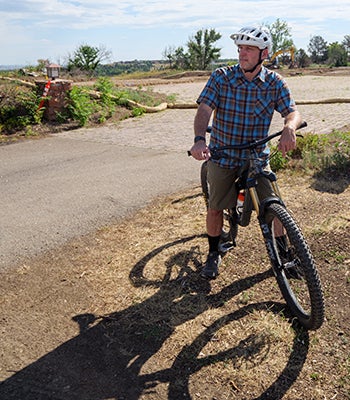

{"left": 265, "top": 203, "right": 324, "bottom": 330}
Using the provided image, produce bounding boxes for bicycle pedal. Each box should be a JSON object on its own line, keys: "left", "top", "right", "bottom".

{"left": 219, "top": 241, "right": 235, "bottom": 253}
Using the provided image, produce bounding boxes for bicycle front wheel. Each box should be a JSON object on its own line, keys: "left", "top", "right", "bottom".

{"left": 265, "top": 203, "right": 325, "bottom": 330}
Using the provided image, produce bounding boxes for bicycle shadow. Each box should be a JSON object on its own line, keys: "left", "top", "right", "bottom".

{"left": 0, "top": 235, "right": 309, "bottom": 400}
{"left": 164, "top": 302, "right": 309, "bottom": 400}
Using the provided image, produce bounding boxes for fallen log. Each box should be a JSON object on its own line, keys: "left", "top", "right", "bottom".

{"left": 296, "top": 98, "right": 350, "bottom": 105}
{"left": 0, "top": 76, "right": 36, "bottom": 88}
{"left": 86, "top": 89, "right": 168, "bottom": 113}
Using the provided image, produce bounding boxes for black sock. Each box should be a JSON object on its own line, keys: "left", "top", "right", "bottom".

{"left": 208, "top": 235, "right": 221, "bottom": 253}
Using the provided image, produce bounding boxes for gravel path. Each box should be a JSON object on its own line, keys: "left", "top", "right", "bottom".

{"left": 149, "top": 74, "right": 350, "bottom": 134}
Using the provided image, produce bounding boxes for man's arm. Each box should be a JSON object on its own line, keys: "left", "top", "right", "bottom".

{"left": 190, "top": 103, "right": 213, "bottom": 160}
{"left": 279, "top": 110, "right": 303, "bottom": 157}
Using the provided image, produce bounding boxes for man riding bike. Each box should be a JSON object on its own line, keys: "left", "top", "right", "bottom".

{"left": 190, "top": 26, "right": 302, "bottom": 279}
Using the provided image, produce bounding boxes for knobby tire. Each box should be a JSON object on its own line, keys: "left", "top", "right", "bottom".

{"left": 266, "top": 203, "right": 325, "bottom": 330}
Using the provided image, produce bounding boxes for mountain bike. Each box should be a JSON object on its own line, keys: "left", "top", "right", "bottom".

{"left": 190, "top": 122, "right": 324, "bottom": 331}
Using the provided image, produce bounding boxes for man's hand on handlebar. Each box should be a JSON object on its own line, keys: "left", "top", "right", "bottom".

{"left": 189, "top": 141, "right": 211, "bottom": 161}
{"left": 278, "top": 110, "right": 303, "bottom": 157}
{"left": 278, "top": 125, "right": 297, "bottom": 157}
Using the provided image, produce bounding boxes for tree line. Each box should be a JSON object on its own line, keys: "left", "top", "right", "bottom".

{"left": 22, "top": 19, "right": 350, "bottom": 76}
{"left": 162, "top": 19, "right": 350, "bottom": 70}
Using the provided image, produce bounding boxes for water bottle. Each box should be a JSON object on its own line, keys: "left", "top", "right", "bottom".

{"left": 236, "top": 190, "right": 245, "bottom": 223}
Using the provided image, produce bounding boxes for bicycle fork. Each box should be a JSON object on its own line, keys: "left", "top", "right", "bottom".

{"left": 248, "top": 184, "right": 285, "bottom": 275}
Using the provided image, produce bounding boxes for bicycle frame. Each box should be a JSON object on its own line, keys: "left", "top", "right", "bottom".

{"left": 233, "top": 149, "right": 287, "bottom": 272}
{"left": 240, "top": 150, "right": 283, "bottom": 216}
{"left": 207, "top": 122, "right": 307, "bottom": 271}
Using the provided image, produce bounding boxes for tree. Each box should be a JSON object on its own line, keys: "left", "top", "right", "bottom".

{"left": 186, "top": 28, "right": 222, "bottom": 70}
{"left": 328, "top": 42, "right": 348, "bottom": 66}
{"left": 308, "top": 36, "right": 328, "bottom": 64}
{"left": 342, "top": 35, "right": 350, "bottom": 60}
{"left": 162, "top": 46, "right": 188, "bottom": 69}
{"left": 37, "top": 59, "right": 49, "bottom": 72}
{"left": 173, "top": 47, "right": 188, "bottom": 69}
{"left": 295, "top": 48, "right": 311, "bottom": 68}
{"left": 162, "top": 46, "right": 176, "bottom": 68}
{"left": 267, "top": 19, "right": 294, "bottom": 55}
{"left": 67, "top": 44, "right": 111, "bottom": 74}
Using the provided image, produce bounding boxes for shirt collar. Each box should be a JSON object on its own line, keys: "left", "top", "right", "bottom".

{"left": 237, "top": 64, "right": 267, "bottom": 83}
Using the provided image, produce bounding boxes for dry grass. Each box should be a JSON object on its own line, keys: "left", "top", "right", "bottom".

{"left": 0, "top": 170, "right": 349, "bottom": 399}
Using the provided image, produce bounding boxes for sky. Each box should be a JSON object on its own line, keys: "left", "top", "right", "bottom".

{"left": 0, "top": 0, "right": 349, "bottom": 66}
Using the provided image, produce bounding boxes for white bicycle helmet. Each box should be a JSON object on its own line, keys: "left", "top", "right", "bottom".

{"left": 231, "top": 26, "right": 272, "bottom": 56}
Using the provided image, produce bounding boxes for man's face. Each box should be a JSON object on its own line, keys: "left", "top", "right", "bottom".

{"left": 238, "top": 45, "right": 261, "bottom": 71}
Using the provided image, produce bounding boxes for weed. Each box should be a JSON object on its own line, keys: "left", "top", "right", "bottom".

{"left": 323, "top": 249, "right": 346, "bottom": 264}
{"left": 239, "top": 290, "right": 254, "bottom": 305}
{"left": 310, "top": 372, "right": 320, "bottom": 381}
{"left": 24, "top": 126, "right": 38, "bottom": 137}
{"left": 270, "top": 150, "right": 289, "bottom": 171}
{"left": 67, "top": 86, "right": 95, "bottom": 126}
{"left": 270, "top": 131, "right": 350, "bottom": 175}
{"left": 0, "top": 83, "right": 41, "bottom": 133}
{"left": 94, "top": 77, "right": 116, "bottom": 119}
{"left": 131, "top": 107, "right": 145, "bottom": 117}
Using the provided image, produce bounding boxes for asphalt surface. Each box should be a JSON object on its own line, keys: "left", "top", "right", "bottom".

{"left": 0, "top": 109, "right": 200, "bottom": 270}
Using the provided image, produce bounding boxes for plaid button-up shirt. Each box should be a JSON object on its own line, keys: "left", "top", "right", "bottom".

{"left": 197, "top": 64, "right": 297, "bottom": 168}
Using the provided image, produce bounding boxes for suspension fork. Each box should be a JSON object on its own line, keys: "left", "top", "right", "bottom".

{"left": 247, "top": 183, "right": 284, "bottom": 272}
{"left": 260, "top": 217, "right": 282, "bottom": 273}
{"left": 271, "top": 181, "right": 282, "bottom": 199}
{"left": 248, "top": 186, "right": 260, "bottom": 213}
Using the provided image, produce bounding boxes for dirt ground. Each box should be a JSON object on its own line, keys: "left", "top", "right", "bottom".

{"left": 0, "top": 171, "right": 349, "bottom": 400}
{"left": 0, "top": 69, "right": 350, "bottom": 400}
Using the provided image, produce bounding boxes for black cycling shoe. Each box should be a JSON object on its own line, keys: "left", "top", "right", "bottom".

{"left": 200, "top": 251, "right": 222, "bottom": 279}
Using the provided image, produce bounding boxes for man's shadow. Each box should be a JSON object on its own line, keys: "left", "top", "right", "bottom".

{"left": 0, "top": 234, "right": 309, "bottom": 400}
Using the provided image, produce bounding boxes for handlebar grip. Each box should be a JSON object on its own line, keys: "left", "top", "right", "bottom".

{"left": 298, "top": 121, "right": 307, "bottom": 130}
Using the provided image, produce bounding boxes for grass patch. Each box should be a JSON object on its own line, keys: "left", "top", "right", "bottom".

{"left": 270, "top": 130, "right": 350, "bottom": 195}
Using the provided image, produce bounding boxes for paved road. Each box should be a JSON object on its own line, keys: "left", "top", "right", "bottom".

{"left": 1, "top": 75, "right": 349, "bottom": 270}
{"left": 0, "top": 109, "right": 199, "bottom": 269}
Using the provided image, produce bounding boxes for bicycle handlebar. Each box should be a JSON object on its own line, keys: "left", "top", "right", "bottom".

{"left": 187, "top": 121, "right": 307, "bottom": 157}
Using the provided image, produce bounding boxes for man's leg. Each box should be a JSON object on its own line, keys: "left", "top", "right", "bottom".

{"left": 201, "top": 208, "right": 223, "bottom": 279}
{"left": 201, "top": 162, "right": 237, "bottom": 279}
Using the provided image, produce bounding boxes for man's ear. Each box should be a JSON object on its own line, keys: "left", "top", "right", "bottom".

{"left": 262, "top": 48, "right": 269, "bottom": 60}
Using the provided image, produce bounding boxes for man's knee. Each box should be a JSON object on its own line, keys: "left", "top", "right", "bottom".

{"left": 207, "top": 208, "right": 223, "bottom": 219}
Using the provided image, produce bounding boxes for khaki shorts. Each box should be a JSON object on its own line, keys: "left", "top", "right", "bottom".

{"left": 207, "top": 160, "right": 275, "bottom": 210}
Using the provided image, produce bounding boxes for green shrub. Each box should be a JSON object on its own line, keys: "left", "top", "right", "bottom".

{"left": 0, "top": 84, "right": 41, "bottom": 133}
{"left": 93, "top": 77, "right": 117, "bottom": 122}
{"left": 269, "top": 149, "right": 289, "bottom": 171}
{"left": 270, "top": 131, "right": 350, "bottom": 175}
{"left": 131, "top": 107, "right": 145, "bottom": 117}
{"left": 67, "top": 86, "right": 95, "bottom": 126}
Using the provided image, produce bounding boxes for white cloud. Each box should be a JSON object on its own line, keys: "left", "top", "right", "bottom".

{"left": 0, "top": 0, "right": 349, "bottom": 64}
{"left": 3, "top": 0, "right": 350, "bottom": 29}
